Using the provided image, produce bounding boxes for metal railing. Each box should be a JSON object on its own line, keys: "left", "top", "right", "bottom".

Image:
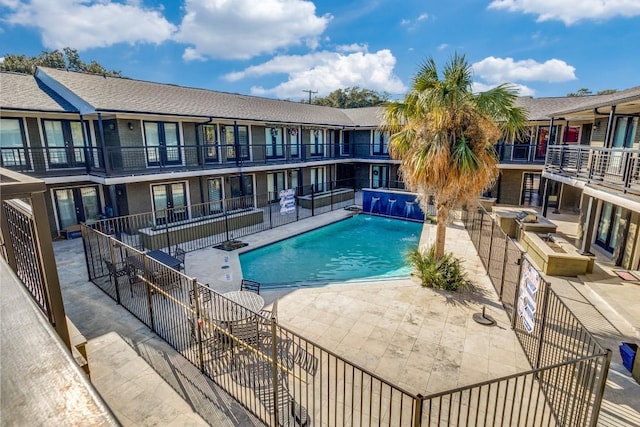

{"left": 545, "top": 145, "right": 640, "bottom": 195}
{"left": 89, "top": 182, "right": 356, "bottom": 254}
{"left": 460, "top": 206, "right": 610, "bottom": 426}
{"left": 0, "top": 168, "right": 70, "bottom": 348}
{"left": 84, "top": 229, "right": 418, "bottom": 426}
{"left": 81, "top": 204, "right": 611, "bottom": 426}
{"left": 494, "top": 142, "right": 546, "bottom": 164}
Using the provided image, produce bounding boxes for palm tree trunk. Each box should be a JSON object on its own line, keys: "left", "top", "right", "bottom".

{"left": 435, "top": 204, "right": 448, "bottom": 259}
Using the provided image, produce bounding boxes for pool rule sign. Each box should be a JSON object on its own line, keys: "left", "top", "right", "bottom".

{"left": 518, "top": 258, "right": 540, "bottom": 334}
{"left": 279, "top": 188, "right": 296, "bottom": 215}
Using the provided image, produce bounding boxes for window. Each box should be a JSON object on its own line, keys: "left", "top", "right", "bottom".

{"left": 341, "top": 131, "right": 350, "bottom": 156}
{"left": 372, "top": 130, "right": 389, "bottom": 155}
{"left": 309, "top": 129, "right": 324, "bottom": 156}
{"left": 535, "top": 125, "right": 559, "bottom": 160}
{"left": 288, "top": 129, "right": 299, "bottom": 158}
{"left": 265, "top": 127, "right": 284, "bottom": 158}
{"left": 202, "top": 124, "right": 218, "bottom": 162}
{"left": 596, "top": 202, "right": 622, "bottom": 253}
{"left": 152, "top": 182, "right": 188, "bottom": 224}
{"left": 222, "top": 124, "right": 250, "bottom": 161}
{"left": 371, "top": 165, "right": 389, "bottom": 188}
{"left": 144, "top": 122, "right": 181, "bottom": 166}
{"left": 612, "top": 117, "right": 638, "bottom": 148}
{"left": 563, "top": 126, "right": 580, "bottom": 144}
{"left": 0, "top": 118, "right": 29, "bottom": 168}
{"left": 207, "top": 177, "right": 223, "bottom": 213}
{"left": 43, "top": 119, "right": 87, "bottom": 168}
{"left": 310, "top": 167, "right": 326, "bottom": 192}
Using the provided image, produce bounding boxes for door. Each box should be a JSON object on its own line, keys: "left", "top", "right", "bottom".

{"left": 43, "top": 120, "right": 87, "bottom": 168}
{"left": 207, "top": 178, "right": 223, "bottom": 214}
{"left": 228, "top": 175, "right": 254, "bottom": 209}
{"left": 371, "top": 165, "right": 389, "bottom": 189}
{"left": 54, "top": 186, "right": 100, "bottom": 230}
{"left": 152, "top": 182, "right": 187, "bottom": 225}
{"left": 596, "top": 202, "right": 622, "bottom": 253}
{"left": 144, "top": 122, "right": 182, "bottom": 166}
{"left": 267, "top": 172, "right": 286, "bottom": 201}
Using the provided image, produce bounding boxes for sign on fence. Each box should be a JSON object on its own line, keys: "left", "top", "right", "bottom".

{"left": 518, "top": 258, "right": 540, "bottom": 334}
{"left": 279, "top": 188, "right": 296, "bottom": 215}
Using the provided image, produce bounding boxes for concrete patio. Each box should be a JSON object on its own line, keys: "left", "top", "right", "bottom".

{"left": 53, "top": 206, "right": 640, "bottom": 425}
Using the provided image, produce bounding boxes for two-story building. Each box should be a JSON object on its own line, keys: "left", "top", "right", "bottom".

{"left": 543, "top": 87, "right": 640, "bottom": 269}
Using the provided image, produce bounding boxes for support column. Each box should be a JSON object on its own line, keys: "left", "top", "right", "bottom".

{"left": 580, "top": 195, "right": 597, "bottom": 256}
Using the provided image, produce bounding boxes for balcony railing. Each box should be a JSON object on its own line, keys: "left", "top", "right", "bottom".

{"left": 545, "top": 145, "right": 640, "bottom": 195}
{"left": 494, "top": 142, "right": 546, "bottom": 164}
{"left": 0, "top": 142, "right": 397, "bottom": 178}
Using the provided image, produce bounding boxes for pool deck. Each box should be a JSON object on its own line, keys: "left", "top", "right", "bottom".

{"left": 186, "top": 210, "right": 530, "bottom": 394}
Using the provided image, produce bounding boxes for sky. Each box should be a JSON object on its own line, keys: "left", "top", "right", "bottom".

{"left": 1, "top": 0, "right": 639, "bottom": 102}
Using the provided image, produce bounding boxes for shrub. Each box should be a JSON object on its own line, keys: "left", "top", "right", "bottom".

{"left": 407, "top": 246, "right": 471, "bottom": 291}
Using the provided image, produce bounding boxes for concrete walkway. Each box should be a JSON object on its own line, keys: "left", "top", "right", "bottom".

{"left": 54, "top": 206, "right": 640, "bottom": 425}
{"left": 54, "top": 239, "right": 263, "bottom": 426}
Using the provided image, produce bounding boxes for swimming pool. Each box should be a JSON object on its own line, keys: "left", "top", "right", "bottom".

{"left": 240, "top": 215, "right": 422, "bottom": 287}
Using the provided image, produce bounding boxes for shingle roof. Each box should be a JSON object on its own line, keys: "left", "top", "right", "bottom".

{"left": 340, "top": 107, "right": 385, "bottom": 127}
{"left": 0, "top": 71, "right": 78, "bottom": 113}
{"left": 548, "top": 86, "right": 640, "bottom": 115}
{"left": 37, "top": 67, "right": 355, "bottom": 126}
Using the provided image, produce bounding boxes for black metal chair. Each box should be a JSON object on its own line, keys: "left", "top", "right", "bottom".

{"left": 240, "top": 278, "right": 261, "bottom": 294}
{"left": 188, "top": 286, "right": 212, "bottom": 306}
{"left": 174, "top": 246, "right": 186, "bottom": 271}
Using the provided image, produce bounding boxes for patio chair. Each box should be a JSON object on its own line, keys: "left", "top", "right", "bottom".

{"left": 174, "top": 246, "right": 186, "bottom": 271}
{"left": 104, "top": 259, "right": 128, "bottom": 284}
{"left": 229, "top": 317, "right": 260, "bottom": 348}
{"left": 240, "top": 278, "right": 261, "bottom": 294}
{"left": 188, "top": 286, "right": 212, "bottom": 306}
{"left": 151, "top": 268, "right": 180, "bottom": 296}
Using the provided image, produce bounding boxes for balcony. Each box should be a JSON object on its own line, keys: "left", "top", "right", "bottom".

{"left": 494, "top": 143, "right": 546, "bottom": 164}
{"left": 545, "top": 145, "right": 640, "bottom": 195}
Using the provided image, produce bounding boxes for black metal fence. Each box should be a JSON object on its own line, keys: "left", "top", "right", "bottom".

{"left": 82, "top": 206, "right": 611, "bottom": 426}
{"left": 461, "top": 206, "right": 610, "bottom": 426}
{"left": 89, "top": 183, "right": 356, "bottom": 254}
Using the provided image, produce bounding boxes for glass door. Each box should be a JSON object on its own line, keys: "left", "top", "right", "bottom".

{"left": 371, "top": 165, "right": 389, "bottom": 188}
{"left": 267, "top": 172, "right": 286, "bottom": 201}
{"left": 207, "top": 178, "right": 223, "bottom": 214}
{"left": 596, "top": 202, "right": 622, "bottom": 253}
{"left": 54, "top": 186, "right": 100, "bottom": 230}
{"left": 144, "top": 122, "right": 182, "bottom": 166}
{"left": 152, "top": 182, "right": 187, "bottom": 225}
{"left": 43, "top": 120, "right": 86, "bottom": 168}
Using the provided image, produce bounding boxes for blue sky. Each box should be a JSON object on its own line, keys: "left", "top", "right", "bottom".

{"left": 1, "top": 0, "right": 639, "bottom": 102}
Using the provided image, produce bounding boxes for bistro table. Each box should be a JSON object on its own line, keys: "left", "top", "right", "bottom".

{"left": 219, "top": 291, "right": 265, "bottom": 322}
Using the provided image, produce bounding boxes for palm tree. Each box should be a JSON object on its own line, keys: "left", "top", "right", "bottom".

{"left": 383, "top": 54, "right": 527, "bottom": 259}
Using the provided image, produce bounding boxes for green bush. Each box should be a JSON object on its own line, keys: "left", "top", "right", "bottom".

{"left": 407, "top": 246, "right": 471, "bottom": 291}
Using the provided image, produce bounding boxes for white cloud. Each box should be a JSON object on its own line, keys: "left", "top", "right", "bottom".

{"left": 336, "top": 43, "right": 368, "bottom": 53}
{"left": 472, "top": 81, "right": 536, "bottom": 96}
{"left": 1, "top": 0, "right": 176, "bottom": 50}
{"left": 224, "top": 49, "right": 407, "bottom": 99}
{"left": 472, "top": 56, "right": 576, "bottom": 83}
{"left": 488, "top": 0, "right": 640, "bottom": 25}
{"left": 400, "top": 12, "right": 430, "bottom": 30}
{"left": 437, "top": 43, "right": 449, "bottom": 51}
{"left": 174, "top": 0, "right": 332, "bottom": 61}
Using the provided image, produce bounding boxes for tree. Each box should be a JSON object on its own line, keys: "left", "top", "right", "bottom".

{"left": 1, "top": 47, "right": 122, "bottom": 76}
{"left": 383, "top": 54, "right": 527, "bottom": 259}
{"left": 566, "top": 88, "right": 618, "bottom": 97}
{"left": 312, "top": 87, "right": 389, "bottom": 108}
{"left": 567, "top": 88, "right": 592, "bottom": 97}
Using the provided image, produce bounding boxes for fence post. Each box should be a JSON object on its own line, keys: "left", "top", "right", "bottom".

{"left": 412, "top": 394, "right": 423, "bottom": 427}
{"left": 589, "top": 349, "right": 612, "bottom": 427}
{"left": 224, "top": 206, "right": 230, "bottom": 242}
{"left": 499, "top": 234, "right": 510, "bottom": 298}
{"left": 191, "top": 278, "right": 205, "bottom": 372}
{"left": 270, "top": 314, "right": 281, "bottom": 426}
{"left": 269, "top": 196, "right": 273, "bottom": 229}
{"left": 535, "top": 281, "right": 552, "bottom": 369}
{"left": 108, "top": 236, "right": 122, "bottom": 305}
{"left": 144, "top": 255, "right": 156, "bottom": 333}
{"left": 511, "top": 255, "right": 524, "bottom": 329}
{"left": 311, "top": 188, "right": 315, "bottom": 216}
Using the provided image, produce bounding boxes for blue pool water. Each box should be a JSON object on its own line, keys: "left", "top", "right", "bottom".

{"left": 240, "top": 215, "right": 422, "bottom": 287}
